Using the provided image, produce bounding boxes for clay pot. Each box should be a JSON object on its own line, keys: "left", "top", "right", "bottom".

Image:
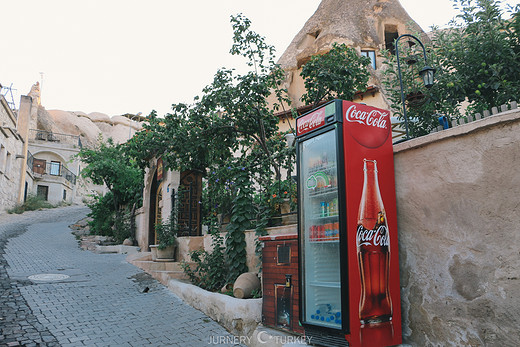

{"left": 233, "top": 272, "right": 260, "bottom": 299}
{"left": 221, "top": 283, "right": 233, "bottom": 294}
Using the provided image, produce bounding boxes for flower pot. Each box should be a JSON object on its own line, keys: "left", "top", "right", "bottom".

{"left": 280, "top": 198, "right": 292, "bottom": 214}
{"left": 155, "top": 244, "right": 176, "bottom": 262}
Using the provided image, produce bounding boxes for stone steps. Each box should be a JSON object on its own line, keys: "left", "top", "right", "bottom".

{"left": 126, "top": 251, "right": 152, "bottom": 262}
{"left": 152, "top": 270, "right": 188, "bottom": 285}
{"left": 127, "top": 252, "right": 194, "bottom": 286}
{"left": 132, "top": 260, "right": 185, "bottom": 272}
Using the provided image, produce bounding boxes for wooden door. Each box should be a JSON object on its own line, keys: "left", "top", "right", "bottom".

{"left": 33, "top": 159, "right": 46, "bottom": 174}
{"left": 177, "top": 170, "right": 202, "bottom": 236}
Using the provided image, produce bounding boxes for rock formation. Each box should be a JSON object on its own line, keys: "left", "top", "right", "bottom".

{"left": 26, "top": 81, "right": 142, "bottom": 147}
{"left": 276, "top": 0, "right": 425, "bottom": 109}
{"left": 278, "top": 0, "right": 422, "bottom": 70}
{"left": 35, "top": 107, "right": 143, "bottom": 147}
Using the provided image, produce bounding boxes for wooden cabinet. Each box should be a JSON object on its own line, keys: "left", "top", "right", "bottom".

{"left": 260, "top": 234, "right": 304, "bottom": 334}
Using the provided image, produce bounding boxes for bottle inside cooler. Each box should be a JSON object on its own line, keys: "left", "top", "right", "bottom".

{"left": 300, "top": 130, "right": 342, "bottom": 328}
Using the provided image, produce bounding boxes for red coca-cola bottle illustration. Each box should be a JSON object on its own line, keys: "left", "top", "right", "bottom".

{"left": 357, "top": 159, "right": 392, "bottom": 325}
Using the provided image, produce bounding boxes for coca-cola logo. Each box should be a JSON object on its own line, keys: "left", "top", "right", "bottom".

{"left": 357, "top": 225, "right": 389, "bottom": 247}
{"left": 344, "top": 101, "right": 391, "bottom": 148}
{"left": 346, "top": 105, "right": 388, "bottom": 129}
{"left": 297, "top": 108, "right": 325, "bottom": 136}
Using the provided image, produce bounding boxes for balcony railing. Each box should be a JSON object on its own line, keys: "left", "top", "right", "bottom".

{"left": 29, "top": 129, "right": 82, "bottom": 148}
{"left": 33, "top": 161, "right": 77, "bottom": 185}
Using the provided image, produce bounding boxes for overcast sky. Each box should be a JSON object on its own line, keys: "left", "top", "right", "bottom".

{"left": 1, "top": 0, "right": 518, "bottom": 117}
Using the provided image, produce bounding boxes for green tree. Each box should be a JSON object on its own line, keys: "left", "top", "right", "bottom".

{"left": 434, "top": 0, "right": 520, "bottom": 112}
{"left": 300, "top": 43, "right": 371, "bottom": 108}
{"left": 77, "top": 137, "right": 144, "bottom": 242}
{"left": 382, "top": 0, "right": 520, "bottom": 136}
{"left": 125, "top": 14, "right": 294, "bottom": 283}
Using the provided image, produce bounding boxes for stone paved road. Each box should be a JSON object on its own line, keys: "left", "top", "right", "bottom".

{"left": 0, "top": 205, "right": 241, "bottom": 347}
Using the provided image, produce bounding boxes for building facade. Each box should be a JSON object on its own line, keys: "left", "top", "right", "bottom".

{"left": 28, "top": 128, "right": 80, "bottom": 204}
{"left": 0, "top": 86, "right": 26, "bottom": 210}
{"left": 0, "top": 83, "right": 82, "bottom": 212}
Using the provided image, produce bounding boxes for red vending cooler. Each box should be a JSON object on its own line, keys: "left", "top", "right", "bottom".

{"left": 296, "top": 100, "right": 402, "bottom": 347}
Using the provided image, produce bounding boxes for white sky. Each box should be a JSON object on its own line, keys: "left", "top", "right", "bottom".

{"left": 1, "top": 0, "right": 518, "bottom": 117}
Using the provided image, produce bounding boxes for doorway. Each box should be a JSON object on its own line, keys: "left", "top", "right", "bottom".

{"left": 176, "top": 170, "right": 202, "bottom": 236}
{"left": 154, "top": 182, "right": 163, "bottom": 245}
{"left": 148, "top": 169, "right": 163, "bottom": 247}
{"left": 36, "top": 185, "right": 49, "bottom": 201}
{"left": 33, "top": 159, "right": 46, "bottom": 175}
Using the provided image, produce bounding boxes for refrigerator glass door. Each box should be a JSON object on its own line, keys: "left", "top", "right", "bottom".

{"left": 299, "top": 129, "right": 342, "bottom": 329}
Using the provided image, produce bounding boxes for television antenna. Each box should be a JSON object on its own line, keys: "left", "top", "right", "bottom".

{"left": 0, "top": 83, "right": 17, "bottom": 111}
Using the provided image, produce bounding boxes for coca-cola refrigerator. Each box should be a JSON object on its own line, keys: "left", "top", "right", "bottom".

{"left": 296, "top": 100, "right": 402, "bottom": 347}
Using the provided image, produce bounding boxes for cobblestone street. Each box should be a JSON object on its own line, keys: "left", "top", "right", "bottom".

{"left": 0, "top": 205, "right": 240, "bottom": 347}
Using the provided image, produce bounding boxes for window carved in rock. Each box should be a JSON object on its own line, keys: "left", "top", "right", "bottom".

{"left": 385, "top": 25, "right": 399, "bottom": 55}
{"left": 361, "top": 50, "right": 377, "bottom": 69}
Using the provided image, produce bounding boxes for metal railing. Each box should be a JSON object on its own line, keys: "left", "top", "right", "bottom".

{"left": 29, "top": 129, "right": 82, "bottom": 148}
{"left": 33, "top": 161, "right": 77, "bottom": 185}
{"left": 61, "top": 165, "right": 77, "bottom": 185}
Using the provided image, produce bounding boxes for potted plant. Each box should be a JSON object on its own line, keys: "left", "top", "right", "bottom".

{"left": 154, "top": 219, "right": 177, "bottom": 262}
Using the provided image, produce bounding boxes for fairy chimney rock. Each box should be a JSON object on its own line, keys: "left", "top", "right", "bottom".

{"left": 274, "top": 0, "right": 425, "bottom": 110}
{"left": 278, "top": 0, "right": 423, "bottom": 70}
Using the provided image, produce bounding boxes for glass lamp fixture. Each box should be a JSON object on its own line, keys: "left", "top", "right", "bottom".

{"left": 419, "top": 66, "right": 436, "bottom": 88}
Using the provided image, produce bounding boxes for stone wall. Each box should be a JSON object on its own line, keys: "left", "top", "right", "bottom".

{"left": 176, "top": 224, "right": 298, "bottom": 270}
{"left": 393, "top": 108, "right": 520, "bottom": 345}
{"left": 0, "top": 95, "right": 24, "bottom": 212}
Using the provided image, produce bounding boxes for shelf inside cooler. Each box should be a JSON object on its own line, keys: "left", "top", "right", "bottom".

{"left": 309, "top": 281, "right": 340, "bottom": 288}
{"left": 309, "top": 239, "right": 339, "bottom": 243}
{"left": 308, "top": 163, "right": 337, "bottom": 174}
{"left": 307, "top": 318, "right": 342, "bottom": 329}
{"left": 310, "top": 214, "right": 339, "bottom": 220}
{"left": 308, "top": 188, "right": 337, "bottom": 198}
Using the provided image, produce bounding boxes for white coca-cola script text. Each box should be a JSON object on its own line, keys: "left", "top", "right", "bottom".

{"left": 297, "top": 109, "right": 325, "bottom": 134}
{"left": 345, "top": 104, "right": 388, "bottom": 129}
{"left": 357, "top": 225, "right": 389, "bottom": 247}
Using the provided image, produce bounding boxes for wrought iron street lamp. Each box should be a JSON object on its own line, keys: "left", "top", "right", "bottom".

{"left": 395, "top": 34, "right": 436, "bottom": 140}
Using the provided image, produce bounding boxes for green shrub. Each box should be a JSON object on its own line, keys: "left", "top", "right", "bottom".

{"left": 7, "top": 195, "right": 54, "bottom": 214}
{"left": 113, "top": 208, "right": 133, "bottom": 244}
{"left": 86, "top": 193, "right": 115, "bottom": 237}
{"left": 181, "top": 216, "right": 228, "bottom": 292}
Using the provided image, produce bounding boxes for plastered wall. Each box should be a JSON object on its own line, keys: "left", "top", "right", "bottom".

{"left": 393, "top": 108, "right": 520, "bottom": 345}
